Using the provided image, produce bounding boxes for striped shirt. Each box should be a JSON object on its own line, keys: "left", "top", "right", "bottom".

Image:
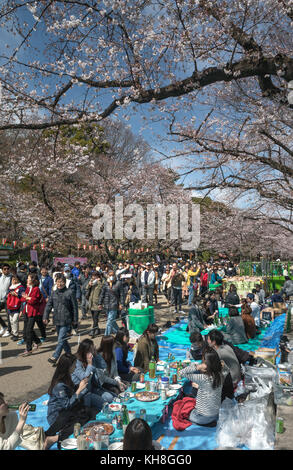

{"left": 178, "top": 363, "right": 228, "bottom": 417}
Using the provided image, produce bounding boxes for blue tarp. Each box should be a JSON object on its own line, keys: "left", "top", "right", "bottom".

{"left": 16, "top": 314, "right": 286, "bottom": 450}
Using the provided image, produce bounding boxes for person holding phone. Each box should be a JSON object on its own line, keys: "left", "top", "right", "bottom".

{"left": 43, "top": 353, "right": 96, "bottom": 450}
{"left": 0, "top": 392, "right": 30, "bottom": 450}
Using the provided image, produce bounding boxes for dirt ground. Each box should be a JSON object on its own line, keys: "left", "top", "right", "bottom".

{"left": 0, "top": 295, "right": 189, "bottom": 404}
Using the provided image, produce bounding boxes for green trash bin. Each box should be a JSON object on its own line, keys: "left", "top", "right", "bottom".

{"left": 128, "top": 306, "right": 155, "bottom": 334}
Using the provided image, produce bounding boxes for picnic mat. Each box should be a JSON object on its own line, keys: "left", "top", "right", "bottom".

{"left": 15, "top": 314, "right": 286, "bottom": 450}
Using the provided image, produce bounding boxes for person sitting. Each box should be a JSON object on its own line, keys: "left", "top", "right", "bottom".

{"left": 0, "top": 393, "right": 30, "bottom": 450}
{"left": 188, "top": 298, "right": 207, "bottom": 333}
{"left": 44, "top": 353, "right": 96, "bottom": 450}
{"left": 224, "top": 284, "right": 240, "bottom": 308}
{"left": 71, "top": 338, "right": 118, "bottom": 408}
{"left": 134, "top": 323, "right": 159, "bottom": 373}
{"left": 270, "top": 289, "right": 284, "bottom": 304}
{"left": 114, "top": 328, "right": 141, "bottom": 383}
{"left": 223, "top": 306, "right": 248, "bottom": 345}
{"left": 178, "top": 346, "right": 229, "bottom": 426}
{"left": 246, "top": 293, "right": 260, "bottom": 328}
{"left": 280, "top": 276, "right": 293, "bottom": 300}
{"left": 123, "top": 418, "right": 163, "bottom": 450}
{"left": 97, "top": 336, "right": 127, "bottom": 394}
{"left": 241, "top": 300, "right": 256, "bottom": 339}
{"left": 186, "top": 331, "right": 206, "bottom": 361}
{"left": 207, "top": 329, "right": 241, "bottom": 388}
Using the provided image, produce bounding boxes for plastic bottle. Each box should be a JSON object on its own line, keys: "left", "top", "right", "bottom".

{"left": 149, "top": 356, "right": 156, "bottom": 379}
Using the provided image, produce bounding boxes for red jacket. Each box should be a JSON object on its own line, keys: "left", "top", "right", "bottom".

{"left": 21, "top": 286, "right": 44, "bottom": 317}
{"left": 171, "top": 397, "right": 196, "bottom": 431}
{"left": 200, "top": 273, "right": 208, "bottom": 287}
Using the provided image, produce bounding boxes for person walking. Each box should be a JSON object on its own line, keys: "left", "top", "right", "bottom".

{"left": 19, "top": 273, "right": 43, "bottom": 356}
{"left": 85, "top": 271, "right": 104, "bottom": 337}
{"left": 0, "top": 264, "right": 12, "bottom": 337}
{"left": 98, "top": 270, "right": 125, "bottom": 336}
{"left": 43, "top": 274, "right": 78, "bottom": 366}
{"left": 140, "top": 263, "right": 156, "bottom": 306}
{"left": 6, "top": 274, "right": 26, "bottom": 341}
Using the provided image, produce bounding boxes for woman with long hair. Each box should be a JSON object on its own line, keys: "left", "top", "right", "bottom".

{"left": 223, "top": 306, "right": 248, "bottom": 345}
{"left": 114, "top": 328, "right": 141, "bottom": 382}
{"left": 72, "top": 338, "right": 118, "bottom": 405}
{"left": 44, "top": 353, "right": 95, "bottom": 450}
{"left": 133, "top": 323, "right": 159, "bottom": 372}
{"left": 97, "top": 336, "right": 126, "bottom": 394}
{"left": 178, "top": 346, "right": 228, "bottom": 426}
{"left": 224, "top": 284, "right": 240, "bottom": 308}
{"left": 241, "top": 299, "right": 257, "bottom": 339}
{"left": 123, "top": 418, "right": 163, "bottom": 450}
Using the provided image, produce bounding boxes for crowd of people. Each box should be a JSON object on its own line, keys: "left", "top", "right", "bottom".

{"left": 1, "top": 256, "right": 292, "bottom": 450}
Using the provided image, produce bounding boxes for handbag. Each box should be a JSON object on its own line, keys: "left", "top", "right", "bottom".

{"left": 20, "top": 424, "right": 45, "bottom": 450}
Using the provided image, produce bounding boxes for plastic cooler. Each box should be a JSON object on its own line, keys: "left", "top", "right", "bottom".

{"left": 127, "top": 306, "right": 155, "bottom": 334}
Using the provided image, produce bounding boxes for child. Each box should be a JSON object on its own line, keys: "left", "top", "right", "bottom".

{"left": 6, "top": 275, "right": 26, "bottom": 341}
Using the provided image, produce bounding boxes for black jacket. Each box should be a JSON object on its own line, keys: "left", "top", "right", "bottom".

{"left": 188, "top": 304, "right": 205, "bottom": 332}
{"left": 44, "top": 287, "right": 78, "bottom": 326}
{"left": 224, "top": 292, "right": 240, "bottom": 308}
{"left": 98, "top": 280, "right": 125, "bottom": 311}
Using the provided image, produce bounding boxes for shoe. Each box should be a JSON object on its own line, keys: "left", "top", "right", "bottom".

{"left": 2, "top": 330, "right": 10, "bottom": 337}
{"left": 11, "top": 335, "right": 19, "bottom": 341}
{"left": 0, "top": 327, "right": 5, "bottom": 336}
{"left": 17, "top": 339, "right": 25, "bottom": 345}
{"left": 72, "top": 329, "right": 78, "bottom": 335}
{"left": 48, "top": 357, "right": 57, "bottom": 365}
{"left": 40, "top": 337, "right": 46, "bottom": 343}
{"left": 32, "top": 343, "right": 40, "bottom": 350}
{"left": 179, "top": 310, "right": 185, "bottom": 314}
{"left": 20, "top": 350, "right": 32, "bottom": 357}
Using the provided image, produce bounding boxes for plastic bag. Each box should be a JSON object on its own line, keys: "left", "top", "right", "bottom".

{"left": 216, "top": 395, "right": 275, "bottom": 450}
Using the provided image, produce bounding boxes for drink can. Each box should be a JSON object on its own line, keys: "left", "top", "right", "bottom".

{"left": 74, "top": 423, "right": 81, "bottom": 438}
{"left": 161, "top": 389, "right": 167, "bottom": 400}
{"left": 150, "top": 381, "right": 156, "bottom": 392}
{"left": 140, "top": 409, "right": 146, "bottom": 421}
{"left": 112, "top": 416, "right": 118, "bottom": 427}
{"left": 140, "top": 373, "right": 145, "bottom": 383}
{"left": 276, "top": 417, "right": 284, "bottom": 433}
{"left": 145, "top": 381, "right": 150, "bottom": 391}
{"left": 131, "top": 382, "right": 137, "bottom": 392}
{"left": 172, "top": 374, "right": 177, "bottom": 384}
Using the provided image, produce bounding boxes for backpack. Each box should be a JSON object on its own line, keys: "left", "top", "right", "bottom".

{"left": 7, "top": 287, "right": 23, "bottom": 311}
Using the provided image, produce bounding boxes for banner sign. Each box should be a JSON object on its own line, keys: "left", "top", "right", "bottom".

{"left": 30, "top": 250, "right": 38, "bottom": 264}
{"left": 53, "top": 257, "right": 88, "bottom": 266}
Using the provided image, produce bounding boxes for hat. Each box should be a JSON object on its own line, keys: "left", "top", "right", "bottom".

{"left": 146, "top": 262, "right": 151, "bottom": 266}
{"left": 64, "top": 266, "right": 71, "bottom": 272}
{"left": 247, "top": 293, "right": 255, "bottom": 301}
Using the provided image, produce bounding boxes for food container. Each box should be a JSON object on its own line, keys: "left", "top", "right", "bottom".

{"left": 161, "top": 377, "right": 169, "bottom": 390}
{"left": 150, "top": 381, "right": 156, "bottom": 392}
